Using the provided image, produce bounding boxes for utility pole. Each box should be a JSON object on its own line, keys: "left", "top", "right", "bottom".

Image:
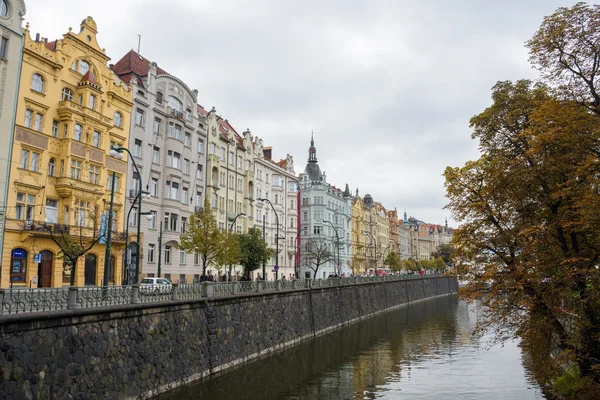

{"left": 262, "top": 214, "right": 266, "bottom": 280}
{"left": 157, "top": 221, "right": 163, "bottom": 278}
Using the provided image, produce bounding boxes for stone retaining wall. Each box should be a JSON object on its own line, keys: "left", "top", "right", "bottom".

{"left": 0, "top": 276, "right": 457, "bottom": 400}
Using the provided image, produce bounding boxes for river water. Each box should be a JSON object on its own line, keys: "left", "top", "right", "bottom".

{"left": 156, "top": 295, "right": 544, "bottom": 400}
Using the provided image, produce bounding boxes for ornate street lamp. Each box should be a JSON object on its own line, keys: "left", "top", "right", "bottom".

{"left": 323, "top": 220, "right": 341, "bottom": 276}
{"left": 258, "top": 198, "right": 279, "bottom": 279}
{"left": 363, "top": 230, "right": 377, "bottom": 275}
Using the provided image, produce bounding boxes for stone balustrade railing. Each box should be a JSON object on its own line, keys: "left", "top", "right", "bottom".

{"left": 0, "top": 273, "right": 444, "bottom": 315}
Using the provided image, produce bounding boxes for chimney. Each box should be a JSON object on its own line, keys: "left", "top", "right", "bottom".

{"left": 263, "top": 146, "right": 272, "bottom": 160}
{"left": 35, "top": 33, "right": 40, "bottom": 42}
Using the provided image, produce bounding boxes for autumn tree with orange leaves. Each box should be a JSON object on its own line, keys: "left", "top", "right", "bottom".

{"left": 445, "top": 3, "right": 600, "bottom": 397}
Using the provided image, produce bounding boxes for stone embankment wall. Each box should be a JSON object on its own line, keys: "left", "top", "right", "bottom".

{"left": 0, "top": 276, "right": 457, "bottom": 400}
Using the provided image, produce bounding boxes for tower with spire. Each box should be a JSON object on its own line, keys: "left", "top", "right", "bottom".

{"left": 298, "top": 134, "right": 353, "bottom": 279}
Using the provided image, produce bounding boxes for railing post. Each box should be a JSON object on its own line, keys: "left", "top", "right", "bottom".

{"left": 257, "top": 281, "right": 263, "bottom": 293}
{"left": 275, "top": 280, "right": 282, "bottom": 291}
{"left": 292, "top": 280, "right": 298, "bottom": 290}
{"left": 233, "top": 282, "right": 239, "bottom": 295}
{"left": 131, "top": 284, "right": 140, "bottom": 304}
{"left": 203, "top": 281, "right": 214, "bottom": 298}
{"left": 0, "top": 288, "right": 4, "bottom": 315}
{"left": 171, "top": 283, "right": 179, "bottom": 300}
{"left": 67, "top": 287, "right": 79, "bottom": 309}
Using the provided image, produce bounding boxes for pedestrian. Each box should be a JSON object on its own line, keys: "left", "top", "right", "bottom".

{"left": 209, "top": 274, "right": 214, "bottom": 281}
{"left": 222, "top": 274, "right": 227, "bottom": 282}
{"left": 282, "top": 275, "right": 286, "bottom": 281}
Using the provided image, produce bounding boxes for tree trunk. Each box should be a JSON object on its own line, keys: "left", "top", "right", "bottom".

{"left": 69, "top": 257, "right": 78, "bottom": 286}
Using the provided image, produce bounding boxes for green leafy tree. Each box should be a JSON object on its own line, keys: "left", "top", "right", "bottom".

{"left": 400, "top": 259, "right": 417, "bottom": 272}
{"left": 383, "top": 251, "right": 401, "bottom": 271}
{"left": 434, "top": 256, "right": 446, "bottom": 271}
{"left": 216, "top": 232, "right": 241, "bottom": 280}
{"left": 431, "top": 243, "right": 454, "bottom": 265}
{"left": 179, "top": 201, "right": 227, "bottom": 276}
{"left": 444, "top": 78, "right": 600, "bottom": 391}
{"left": 237, "top": 227, "right": 272, "bottom": 276}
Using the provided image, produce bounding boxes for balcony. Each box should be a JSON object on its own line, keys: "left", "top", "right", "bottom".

{"left": 57, "top": 100, "right": 112, "bottom": 126}
{"left": 55, "top": 176, "right": 104, "bottom": 198}
{"left": 168, "top": 107, "right": 184, "bottom": 120}
{"left": 19, "top": 221, "right": 128, "bottom": 243}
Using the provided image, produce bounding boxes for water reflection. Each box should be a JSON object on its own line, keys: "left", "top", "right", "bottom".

{"left": 156, "top": 295, "right": 543, "bottom": 400}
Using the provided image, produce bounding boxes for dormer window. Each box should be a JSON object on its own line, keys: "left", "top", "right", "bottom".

{"left": 168, "top": 96, "right": 182, "bottom": 113}
{"left": 31, "top": 74, "right": 44, "bottom": 93}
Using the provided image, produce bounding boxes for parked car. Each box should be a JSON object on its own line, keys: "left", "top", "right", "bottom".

{"left": 140, "top": 277, "right": 172, "bottom": 295}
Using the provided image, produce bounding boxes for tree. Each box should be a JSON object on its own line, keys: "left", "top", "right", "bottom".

{"left": 305, "top": 238, "right": 335, "bottom": 279}
{"left": 444, "top": 79, "right": 600, "bottom": 392}
{"left": 215, "top": 232, "right": 241, "bottom": 280}
{"left": 179, "top": 201, "right": 227, "bottom": 276}
{"left": 237, "top": 227, "right": 272, "bottom": 277}
{"left": 434, "top": 256, "right": 446, "bottom": 271}
{"left": 400, "top": 259, "right": 417, "bottom": 272}
{"left": 527, "top": 2, "right": 600, "bottom": 116}
{"left": 383, "top": 251, "right": 401, "bottom": 272}
{"left": 42, "top": 213, "right": 106, "bottom": 286}
{"left": 431, "top": 243, "right": 454, "bottom": 265}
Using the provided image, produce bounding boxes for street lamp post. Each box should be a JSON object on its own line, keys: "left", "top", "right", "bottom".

{"left": 103, "top": 171, "right": 116, "bottom": 288}
{"left": 381, "top": 246, "right": 390, "bottom": 273}
{"left": 258, "top": 198, "right": 279, "bottom": 280}
{"left": 109, "top": 145, "right": 150, "bottom": 284}
{"left": 323, "top": 220, "right": 341, "bottom": 276}
{"left": 363, "top": 231, "right": 377, "bottom": 275}
{"left": 228, "top": 213, "right": 246, "bottom": 281}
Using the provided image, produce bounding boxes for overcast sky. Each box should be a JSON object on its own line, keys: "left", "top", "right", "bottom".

{"left": 25, "top": 0, "right": 580, "bottom": 225}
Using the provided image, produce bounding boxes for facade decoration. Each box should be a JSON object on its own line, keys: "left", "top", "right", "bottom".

{"left": 111, "top": 50, "right": 207, "bottom": 284}
{"left": 1, "top": 17, "right": 132, "bottom": 288}
{"left": 252, "top": 139, "right": 298, "bottom": 280}
{"left": 298, "top": 136, "right": 352, "bottom": 279}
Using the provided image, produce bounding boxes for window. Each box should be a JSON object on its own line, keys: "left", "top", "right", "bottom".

{"left": 74, "top": 200, "right": 91, "bottom": 228}
{"left": 129, "top": 207, "right": 138, "bottom": 226}
{"left": 92, "top": 131, "right": 100, "bottom": 147}
{"left": 114, "top": 112, "right": 122, "bottom": 127}
{"left": 70, "top": 160, "right": 82, "bottom": 179}
{"left": 237, "top": 156, "right": 242, "bottom": 169}
{"left": 74, "top": 124, "right": 83, "bottom": 141}
{"left": 211, "top": 193, "right": 218, "bottom": 208}
{"left": 181, "top": 217, "right": 187, "bottom": 233}
{"left": 34, "top": 114, "right": 42, "bottom": 131}
{"left": 196, "top": 164, "right": 203, "bottom": 179}
{"left": 134, "top": 139, "right": 142, "bottom": 157}
{"left": 15, "top": 193, "right": 35, "bottom": 221}
{"left": 273, "top": 175, "right": 283, "bottom": 187}
{"left": 197, "top": 138, "right": 204, "bottom": 153}
{"left": 24, "top": 109, "right": 32, "bottom": 128}
{"left": 152, "top": 146, "right": 160, "bottom": 164}
{"left": 131, "top": 172, "right": 140, "bottom": 193}
{"left": 63, "top": 124, "right": 68, "bottom": 138}
{"left": 168, "top": 123, "right": 181, "bottom": 140}
{"left": 156, "top": 91, "right": 163, "bottom": 104}
{"left": 171, "top": 182, "right": 179, "bottom": 200}
{"left": 182, "top": 188, "right": 188, "bottom": 204}
{"left": 51, "top": 120, "right": 59, "bottom": 138}
{"left": 209, "top": 143, "right": 216, "bottom": 155}
{"left": 196, "top": 192, "right": 202, "bottom": 206}
{"left": 78, "top": 95, "right": 82, "bottom": 105}
{"left": 79, "top": 60, "right": 90, "bottom": 75}
{"left": 289, "top": 182, "right": 297, "bottom": 192}
{"left": 229, "top": 151, "right": 234, "bottom": 165}
{"left": 148, "top": 211, "right": 156, "bottom": 229}
{"left": 107, "top": 173, "right": 120, "bottom": 191}
{"left": 32, "top": 74, "right": 44, "bottom": 93}
{"left": 31, "top": 152, "right": 39, "bottom": 172}
{"left": 168, "top": 96, "right": 182, "bottom": 112}
{"left": 62, "top": 88, "right": 73, "bottom": 101}
{"left": 170, "top": 213, "right": 178, "bottom": 231}
{"left": 185, "top": 108, "right": 192, "bottom": 121}
{"left": 135, "top": 108, "right": 145, "bottom": 127}
{"left": 148, "top": 244, "right": 155, "bottom": 263}
{"left": 314, "top": 225, "right": 322, "bottom": 235}
{"left": 89, "top": 95, "right": 95, "bottom": 110}
{"left": 167, "top": 150, "right": 181, "bottom": 169}
{"left": 45, "top": 199, "right": 58, "bottom": 224}
{"left": 89, "top": 165, "right": 100, "bottom": 184}
{"left": 48, "top": 158, "right": 56, "bottom": 177}
{"left": 184, "top": 133, "right": 191, "bottom": 147}
{"left": 165, "top": 246, "right": 171, "bottom": 264}
{"left": 179, "top": 250, "right": 186, "bottom": 265}
{"left": 220, "top": 147, "right": 225, "bottom": 161}
{"left": 183, "top": 159, "right": 190, "bottom": 175}
{"left": 20, "top": 149, "right": 28, "bottom": 169}
{"left": 150, "top": 178, "right": 158, "bottom": 196}
{"left": 153, "top": 118, "right": 161, "bottom": 134}
{"left": 10, "top": 249, "right": 27, "bottom": 283}
{"left": 0, "top": 37, "right": 8, "bottom": 59}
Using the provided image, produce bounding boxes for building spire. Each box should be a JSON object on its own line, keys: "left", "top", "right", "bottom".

{"left": 311, "top": 130, "right": 314, "bottom": 147}
{"left": 308, "top": 133, "right": 317, "bottom": 162}
{"left": 404, "top": 209, "right": 407, "bottom": 223}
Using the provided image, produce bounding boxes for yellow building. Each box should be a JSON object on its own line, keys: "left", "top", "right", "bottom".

{"left": 350, "top": 194, "right": 367, "bottom": 274}
{"left": 1, "top": 17, "right": 132, "bottom": 288}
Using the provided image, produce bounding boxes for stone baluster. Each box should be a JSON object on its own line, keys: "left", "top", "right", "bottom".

{"left": 171, "top": 283, "right": 179, "bottom": 300}
{"left": 131, "top": 285, "right": 140, "bottom": 304}
{"left": 67, "top": 286, "right": 79, "bottom": 309}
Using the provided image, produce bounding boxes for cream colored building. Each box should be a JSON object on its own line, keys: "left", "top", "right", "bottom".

{"left": 0, "top": 0, "right": 26, "bottom": 280}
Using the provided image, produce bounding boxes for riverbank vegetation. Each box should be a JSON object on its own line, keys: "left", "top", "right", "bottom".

{"left": 444, "top": 3, "right": 600, "bottom": 398}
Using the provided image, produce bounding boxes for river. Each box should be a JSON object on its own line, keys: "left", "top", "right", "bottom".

{"left": 156, "top": 295, "right": 544, "bottom": 399}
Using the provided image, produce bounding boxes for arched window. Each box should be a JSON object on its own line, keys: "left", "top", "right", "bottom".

{"left": 156, "top": 91, "right": 163, "bottom": 104}
{"left": 10, "top": 248, "right": 28, "bottom": 282}
{"left": 114, "top": 112, "right": 122, "bottom": 127}
{"left": 211, "top": 193, "right": 217, "bottom": 208}
{"left": 0, "top": 1, "right": 8, "bottom": 18}
{"left": 61, "top": 88, "right": 73, "bottom": 101}
{"left": 32, "top": 74, "right": 44, "bottom": 93}
{"left": 79, "top": 60, "right": 90, "bottom": 75}
{"left": 48, "top": 158, "right": 55, "bottom": 176}
{"left": 168, "top": 96, "right": 182, "bottom": 112}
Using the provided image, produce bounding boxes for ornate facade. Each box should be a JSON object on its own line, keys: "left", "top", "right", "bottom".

{"left": 252, "top": 139, "right": 298, "bottom": 280}
{"left": 0, "top": 0, "right": 26, "bottom": 281}
{"left": 298, "top": 137, "right": 352, "bottom": 279}
{"left": 1, "top": 17, "right": 132, "bottom": 288}
{"left": 111, "top": 50, "right": 207, "bottom": 284}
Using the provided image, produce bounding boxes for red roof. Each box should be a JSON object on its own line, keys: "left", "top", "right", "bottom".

{"left": 45, "top": 40, "right": 58, "bottom": 51}
{"left": 111, "top": 50, "right": 168, "bottom": 84}
{"left": 81, "top": 70, "right": 96, "bottom": 84}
